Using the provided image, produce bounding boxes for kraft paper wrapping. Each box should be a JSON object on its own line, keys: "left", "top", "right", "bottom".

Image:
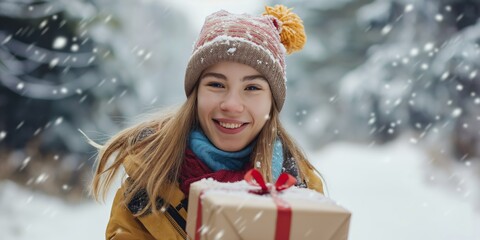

{"left": 186, "top": 179, "right": 351, "bottom": 240}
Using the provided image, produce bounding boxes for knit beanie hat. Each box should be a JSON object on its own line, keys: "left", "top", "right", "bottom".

{"left": 184, "top": 5, "right": 306, "bottom": 111}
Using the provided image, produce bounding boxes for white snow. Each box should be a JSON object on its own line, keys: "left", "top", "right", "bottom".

{"left": 312, "top": 138, "right": 480, "bottom": 240}
{"left": 0, "top": 181, "right": 114, "bottom": 240}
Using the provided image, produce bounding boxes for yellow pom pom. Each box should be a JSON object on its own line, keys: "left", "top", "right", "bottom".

{"left": 263, "top": 5, "right": 306, "bottom": 54}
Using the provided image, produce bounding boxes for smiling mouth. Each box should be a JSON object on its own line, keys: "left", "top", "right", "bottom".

{"left": 214, "top": 120, "right": 247, "bottom": 129}
{"left": 219, "top": 122, "right": 243, "bottom": 129}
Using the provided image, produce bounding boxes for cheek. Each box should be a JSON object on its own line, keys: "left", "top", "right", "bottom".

{"left": 250, "top": 97, "right": 272, "bottom": 125}
{"left": 196, "top": 91, "right": 210, "bottom": 121}
{"left": 197, "top": 90, "right": 220, "bottom": 124}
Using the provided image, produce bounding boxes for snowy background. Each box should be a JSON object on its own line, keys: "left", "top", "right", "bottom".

{"left": 1, "top": 0, "right": 480, "bottom": 239}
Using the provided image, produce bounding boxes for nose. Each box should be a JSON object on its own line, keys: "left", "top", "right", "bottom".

{"left": 220, "top": 91, "right": 244, "bottom": 113}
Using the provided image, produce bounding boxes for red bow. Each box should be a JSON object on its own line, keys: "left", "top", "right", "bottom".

{"left": 244, "top": 169, "right": 297, "bottom": 194}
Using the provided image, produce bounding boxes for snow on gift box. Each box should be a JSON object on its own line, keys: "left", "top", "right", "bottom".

{"left": 186, "top": 169, "right": 351, "bottom": 240}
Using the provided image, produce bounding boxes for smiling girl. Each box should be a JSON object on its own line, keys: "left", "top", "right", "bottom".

{"left": 91, "top": 5, "right": 324, "bottom": 240}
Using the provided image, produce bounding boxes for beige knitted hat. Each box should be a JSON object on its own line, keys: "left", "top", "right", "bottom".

{"left": 184, "top": 5, "right": 306, "bottom": 111}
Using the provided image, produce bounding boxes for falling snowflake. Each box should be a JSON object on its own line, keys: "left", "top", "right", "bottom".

{"left": 441, "top": 72, "right": 449, "bottom": 80}
{"left": 469, "top": 71, "right": 477, "bottom": 79}
{"left": 253, "top": 211, "right": 263, "bottom": 221}
{"left": 39, "top": 20, "right": 48, "bottom": 29}
{"left": 88, "top": 56, "right": 95, "bottom": 64}
{"left": 144, "top": 52, "right": 152, "bottom": 60}
{"left": 35, "top": 173, "right": 49, "bottom": 184}
{"left": 52, "top": 36, "right": 67, "bottom": 49}
{"left": 55, "top": 117, "right": 63, "bottom": 125}
{"left": 200, "top": 225, "right": 209, "bottom": 235}
{"left": 410, "top": 48, "right": 419, "bottom": 56}
{"left": 452, "top": 108, "right": 462, "bottom": 118}
{"left": 0, "top": 131, "right": 6, "bottom": 140}
{"left": 17, "top": 82, "right": 25, "bottom": 90}
{"left": 435, "top": 14, "right": 444, "bottom": 22}
{"left": 71, "top": 44, "right": 79, "bottom": 52}
{"left": 25, "top": 196, "right": 33, "bottom": 204}
{"left": 405, "top": 4, "right": 414, "bottom": 12}
{"left": 424, "top": 42, "right": 434, "bottom": 51}
{"left": 381, "top": 24, "right": 392, "bottom": 35}
{"left": 49, "top": 58, "right": 59, "bottom": 68}
{"left": 214, "top": 230, "right": 224, "bottom": 240}
{"left": 150, "top": 97, "right": 157, "bottom": 105}
{"left": 20, "top": 157, "right": 31, "bottom": 170}
{"left": 16, "top": 121, "right": 24, "bottom": 130}
{"left": 33, "top": 128, "right": 41, "bottom": 136}
{"left": 105, "top": 15, "right": 112, "bottom": 23}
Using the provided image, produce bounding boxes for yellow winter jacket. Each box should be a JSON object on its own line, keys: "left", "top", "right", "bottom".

{"left": 106, "top": 154, "right": 324, "bottom": 240}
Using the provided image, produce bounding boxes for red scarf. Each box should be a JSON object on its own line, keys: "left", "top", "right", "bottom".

{"left": 179, "top": 149, "right": 252, "bottom": 195}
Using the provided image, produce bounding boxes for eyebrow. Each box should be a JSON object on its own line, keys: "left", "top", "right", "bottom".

{"left": 200, "top": 72, "right": 267, "bottom": 81}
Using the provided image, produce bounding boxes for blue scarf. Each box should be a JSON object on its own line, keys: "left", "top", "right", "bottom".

{"left": 188, "top": 129, "right": 284, "bottom": 180}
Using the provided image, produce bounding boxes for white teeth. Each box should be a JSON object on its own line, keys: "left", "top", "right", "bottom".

{"left": 219, "top": 122, "right": 242, "bottom": 129}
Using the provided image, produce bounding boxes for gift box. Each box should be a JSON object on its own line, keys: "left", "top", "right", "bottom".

{"left": 186, "top": 170, "right": 351, "bottom": 240}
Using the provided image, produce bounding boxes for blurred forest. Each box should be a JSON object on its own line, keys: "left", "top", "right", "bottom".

{"left": 1, "top": 0, "right": 479, "bottom": 204}
{"left": 0, "top": 0, "right": 193, "bottom": 201}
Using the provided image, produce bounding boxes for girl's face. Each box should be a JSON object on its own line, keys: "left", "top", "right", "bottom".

{"left": 197, "top": 61, "right": 273, "bottom": 152}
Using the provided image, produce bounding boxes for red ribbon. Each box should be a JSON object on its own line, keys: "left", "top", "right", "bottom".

{"left": 244, "top": 169, "right": 297, "bottom": 194}
{"left": 194, "top": 170, "right": 296, "bottom": 240}
{"left": 244, "top": 169, "right": 296, "bottom": 240}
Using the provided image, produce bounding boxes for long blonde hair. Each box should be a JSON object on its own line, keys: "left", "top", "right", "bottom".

{"left": 91, "top": 86, "right": 312, "bottom": 215}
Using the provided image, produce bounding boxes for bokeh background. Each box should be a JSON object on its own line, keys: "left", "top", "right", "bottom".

{"left": 1, "top": 0, "right": 479, "bottom": 239}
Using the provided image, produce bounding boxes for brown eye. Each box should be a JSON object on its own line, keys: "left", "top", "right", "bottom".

{"left": 245, "top": 85, "right": 261, "bottom": 91}
{"left": 207, "top": 82, "right": 224, "bottom": 88}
